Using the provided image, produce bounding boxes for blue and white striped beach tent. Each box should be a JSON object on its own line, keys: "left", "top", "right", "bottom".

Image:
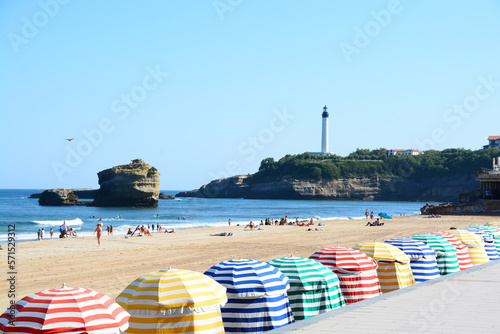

{"left": 411, "top": 234, "right": 460, "bottom": 275}
{"left": 204, "top": 259, "right": 294, "bottom": 333}
{"left": 465, "top": 228, "right": 500, "bottom": 261}
{"left": 384, "top": 238, "right": 440, "bottom": 282}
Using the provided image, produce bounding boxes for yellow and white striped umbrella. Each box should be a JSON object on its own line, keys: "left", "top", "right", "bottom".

{"left": 116, "top": 269, "right": 227, "bottom": 334}
{"left": 445, "top": 230, "right": 489, "bottom": 266}
{"left": 353, "top": 242, "right": 415, "bottom": 293}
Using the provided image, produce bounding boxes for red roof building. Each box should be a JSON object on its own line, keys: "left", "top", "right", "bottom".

{"left": 486, "top": 136, "right": 500, "bottom": 149}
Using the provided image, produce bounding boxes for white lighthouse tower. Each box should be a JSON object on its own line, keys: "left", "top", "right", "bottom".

{"left": 321, "top": 105, "right": 329, "bottom": 154}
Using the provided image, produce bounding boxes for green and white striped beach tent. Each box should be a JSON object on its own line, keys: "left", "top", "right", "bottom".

{"left": 411, "top": 234, "right": 460, "bottom": 275}
{"left": 268, "top": 256, "right": 345, "bottom": 320}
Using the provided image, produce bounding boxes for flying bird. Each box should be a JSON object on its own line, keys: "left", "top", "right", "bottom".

{"left": 64, "top": 138, "right": 74, "bottom": 142}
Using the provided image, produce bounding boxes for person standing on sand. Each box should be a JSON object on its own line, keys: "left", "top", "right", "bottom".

{"left": 110, "top": 225, "right": 113, "bottom": 235}
{"left": 228, "top": 219, "right": 231, "bottom": 226}
{"left": 50, "top": 228, "right": 53, "bottom": 239}
{"left": 40, "top": 228, "right": 45, "bottom": 240}
{"left": 370, "top": 211, "right": 374, "bottom": 219}
{"left": 94, "top": 223, "right": 103, "bottom": 246}
{"left": 365, "top": 209, "right": 369, "bottom": 219}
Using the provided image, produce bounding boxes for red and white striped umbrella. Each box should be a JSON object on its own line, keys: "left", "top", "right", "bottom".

{"left": 0, "top": 284, "right": 130, "bottom": 334}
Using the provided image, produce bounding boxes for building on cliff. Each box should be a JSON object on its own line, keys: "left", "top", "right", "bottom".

{"left": 483, "top": 136, "right": 500, "bottom": 149}
{"left": 387, "top": 149, "right": 424, "bottom": 156}
{"left": 478, "top": 157, "right": 500, "bottom": 200}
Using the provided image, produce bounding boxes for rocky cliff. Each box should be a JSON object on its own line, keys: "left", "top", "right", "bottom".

{"left": 38, "top": 189, "right": 91, "bottom": 206}
{"left": 93, "top": 159, "right": 160, "bottom": 207}
{"left": 30, "top": 189, "right": 97, "bottom": 199}
{"left": 421, "top": 200, "right": 500, "bottom": 215}
{"left": 176, "top": 174, "right": 478, "bottom": 202}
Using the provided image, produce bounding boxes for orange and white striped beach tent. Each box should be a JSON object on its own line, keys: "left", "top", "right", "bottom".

{"left": 445, "top": 229, "right": 490, "bottom": 266}
{"left": 353, "top": 242, "right": 415, "bottom": 294}
{"left": 116, "top": 269, "right": 227, "bottom": 334}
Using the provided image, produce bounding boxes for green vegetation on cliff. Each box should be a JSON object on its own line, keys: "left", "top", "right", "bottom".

{"left": 248, "top": 148, "right": 500, "bottom": 184}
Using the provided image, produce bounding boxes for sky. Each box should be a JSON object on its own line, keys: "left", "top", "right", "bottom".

{"left": 1, "top": 0, "right": 500, "bottom": 190}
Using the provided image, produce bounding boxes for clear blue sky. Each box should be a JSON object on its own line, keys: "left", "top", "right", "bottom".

{"left": 1, "top": 0, "right": 499, "bottom": 190}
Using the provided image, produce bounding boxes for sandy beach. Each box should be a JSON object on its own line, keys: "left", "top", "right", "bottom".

{"left": 1, "top": 214, "right": 498, "bottom": 311}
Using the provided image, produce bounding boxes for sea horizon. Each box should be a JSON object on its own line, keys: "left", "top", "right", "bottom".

{"left": 0, "top": 189, "right": 428, "bottom": 244}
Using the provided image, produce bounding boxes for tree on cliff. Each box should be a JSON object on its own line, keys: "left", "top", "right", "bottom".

{"left": 248, "top": 148, "right": 500, "bottom": 183}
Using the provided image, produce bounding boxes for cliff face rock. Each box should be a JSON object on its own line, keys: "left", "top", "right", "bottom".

{"left": 38, "top": 189, "right": 89, "bottom": 206}
{"left": 93, "top": 159, "right": 160, "bottom": 207}
{"left": 176, "top": 174, "right": 478, "bottom": 202}
{"left": 421, "top": 200, "right": 500, "bottom": 215}
{"left": 30, "top": 189, "right": 97, "bottom": 199}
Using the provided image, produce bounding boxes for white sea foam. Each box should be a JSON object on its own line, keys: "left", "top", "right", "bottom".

{"left": 32, "top": 218, "right": 84, "bottom": 226}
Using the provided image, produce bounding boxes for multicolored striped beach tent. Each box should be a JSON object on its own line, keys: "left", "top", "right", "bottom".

{"left": 486, "top": 221, "right": 500, "bottom": 231}
{"left": 411, "top": 234, "right": 460, "bottom": 275}
{"left": 469, "top": 225, "right": 500, "bottom": 236}
{"left": 267, "top": 256, "right": 345, "bottom": 320}
{"left": 0, "top": 285, "right": 130, "bottom": 334}
{"left": 309, "top": 247, "right": 382, "bottom": 303}
{"left": 465, "top": 228, "right": 500, "bottom": 261}
{"left": 204, "top": 259, "right": 294, "bottom": 333}
{"left": 430, "top": 232, "right": 473, "bottom": 270}
{"left": 384, "top": 238, "right": 440, "bottom": 282}
{"left": 353, "top": 242, "right": 415, "bottom": 293}
{"left": 116, "top": 269, "right": 227, "bottom": 334}
{"left": 469, "top": 225, "right": 500, "bottom": 256}
{"left": 445, "top": 229, "right": 490, "bottom": 266}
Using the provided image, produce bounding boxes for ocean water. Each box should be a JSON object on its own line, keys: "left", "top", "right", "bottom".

{"left": 0, "top": 189, "right": 426, "bottom": 243}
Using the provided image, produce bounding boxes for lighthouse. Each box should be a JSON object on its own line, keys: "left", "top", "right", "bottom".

{"left": 321, "top": 105, "right": 329, "bottom": 154}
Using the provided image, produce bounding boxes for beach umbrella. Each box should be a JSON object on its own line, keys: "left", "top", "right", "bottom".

{"left": 430, "top": 232, "right": 473, "bottom": 270}
{"left": 116, "top": 269, "right": 227, "bottom": 334}
{"left": 204, "top": 259, "right": 294, "bottom": 333}
{"left": 353, "top": 242, "right": 415, "bottom": 293}
{"left": 445, "top": 229, "right": 490, "bottom": 266}
{"left": 411, "top": 234, "right": 460, "bottom": 275}
{"left": 267, "top": 256, "right": 344, "bottom": 320}
{"left": 378, "top": 212, "right": 392, "bottom": 219}
{"left": 384, "top": 238, "right": 440, "bottom": 282}
{"left": 0, "top": 285, "right": 130, "bottom": 334}
{"left": 464, "top": 228, "right": 500, "bottom": 261}
{"left": 309, "top": 247, "right": 382, "bottom": 303}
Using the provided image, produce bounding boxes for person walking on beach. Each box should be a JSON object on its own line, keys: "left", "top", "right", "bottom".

{"left": 370, "top": 211, "right": 374, "bottom": 219}
{"left": 228, "top": 219, "right": 231, "bottom": 226}
{"left": 50, "top": 228, "right": 53, "bottom": 239}
{"left": 94, "top": 223, "right": 103, "bottom": 246}
{"left": 109, "top": 225, "right": 113, "bottom": 235}
{"left": 40, "top": 228, "right": 45, "bottom": 240}
{"left": 365, "top": 209, "right": 369, "bottom": 219}
{"left": 37, "top": 229, "right": 41, "bottom": 241}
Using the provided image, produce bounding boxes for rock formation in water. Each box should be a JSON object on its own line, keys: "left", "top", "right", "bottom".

{"left": 30, "top": 189, "right": 97, "bottom": 199}
{"left": 159, "top": 192, "right": 175, "bottom": 199}
{"left": 38, "top": 189, "right": 90, "bottom": 206}
{"left": 93, "top": 159, "right": 160, "bottom": 207}
{"left": 176, "top": 174, "right": 478, "bottom": 202}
